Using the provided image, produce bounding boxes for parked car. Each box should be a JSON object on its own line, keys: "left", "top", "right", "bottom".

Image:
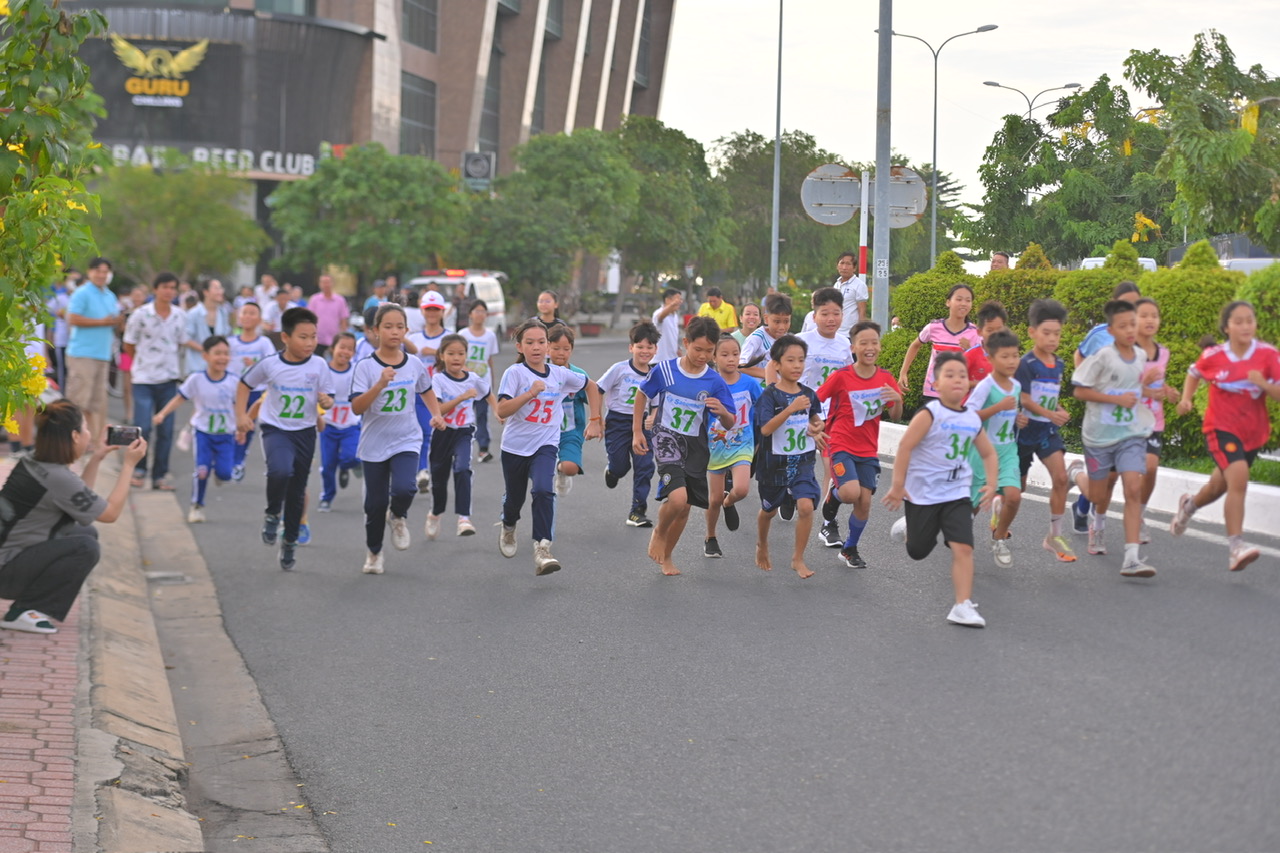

{"left": 1221, "top": 258, "right": 1277, "bottom": 274}
{"left": 406, "top": 269, "right": 507, "bottom": 336}
{"left": 1079, "top": 257, "right": 1158, "bottom": 272}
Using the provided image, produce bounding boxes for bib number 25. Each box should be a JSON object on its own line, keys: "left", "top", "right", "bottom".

{"left": 525, "top": 398, "right": 556, "bottom": 424}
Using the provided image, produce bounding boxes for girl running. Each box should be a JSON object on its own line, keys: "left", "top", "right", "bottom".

{"left": 424, "top": 334, "right": 492, "bottom": 539}
{"left": 317, "top": 332, "right": 362, "bottom": 512}
{"left": 350, "top": 304, "right": 444, "bottom": 575}
{"left": 533, "top": 290, "right": 568, "bottom": 329}
{"left": 548, "top": 325, "right": 603, "bottom": 497}
{"left": 1172, "top": 301, "right": 1280, "bottom": 571}
{"left": 704, "top": 334, "right": 762, "bottom": 557}
{"left": 898, "top": 284, "right": 981, "bottom": 399}
{"left": 1134, "top": 298, "right": 1177, "bottom": 542}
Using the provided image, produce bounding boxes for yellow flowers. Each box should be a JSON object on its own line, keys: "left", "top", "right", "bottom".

{"left": 1132, "top": 211, "right": 1161, "bottom": 243}
{"left": 1241, "top": 103, "right": 1260, "bottom": 136}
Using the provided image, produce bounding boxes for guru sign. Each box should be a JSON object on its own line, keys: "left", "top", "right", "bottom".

{"left": 111, "top": 34, "right": 208, "bottom": 108}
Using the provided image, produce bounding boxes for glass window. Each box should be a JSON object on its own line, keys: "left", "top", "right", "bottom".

{"left": 530, "top": 47, "right": 548, "bottom": 136}
{"left": 402, "top": 0, "right": 438, "bottom": 52}
{"left": 545, "top": 0, "right": 563, "bottom": 39}
{"left": 634, "top": 3, "right": 651, "bottom": 88}
{"left": 256, "top": 0, "right": 315, "bottom": 13}
{"left": 479, "top": 24, "right": 502, "bottom": 153}
{"left": 401, "top": 72, "right": 437, "bottom": 159}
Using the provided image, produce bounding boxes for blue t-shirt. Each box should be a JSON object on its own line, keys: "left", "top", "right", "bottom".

{"left": 66, "top": 284, "right": 119, "bottom": 360}
{"left": 1077, "top": 323, "right": 1112, "bottom": 359}
{"left": 638, "top": 357, "right": 735, "bottom": 467}
{"left": 1014, "top": 351, "right": 1065, "bottom": 446}
{"left": 753, "top": 383, "right": 822, "bottom": 485}
{"left": 709, "top": 373, "right": 763, "bottom": 469}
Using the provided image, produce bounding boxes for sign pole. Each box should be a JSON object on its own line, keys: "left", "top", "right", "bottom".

{"left": 871, "top": 0, "right": 892, "bottom": 327}
{"left": 858, "top": 171, "right": 870, "bottom": 281}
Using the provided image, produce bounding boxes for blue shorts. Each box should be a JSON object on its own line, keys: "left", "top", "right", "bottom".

{"left": 830, "top": 451, "right": 880, "bottom": 493}
{"left": 1018, "top": 429, "right": 1065, "bottom": 478}
{"left": 559, "top": 430, "right": 585, "bottom": 471}
{"left": 758, "top": 463, "right": 821, "bottom": 512}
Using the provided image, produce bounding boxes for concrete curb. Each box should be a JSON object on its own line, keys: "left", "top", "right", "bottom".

{"left": 77, "top": 455, "right": 205, "bottom": 853}
{"left": 878, "top": 422, "right": 1280, "bottom": 536}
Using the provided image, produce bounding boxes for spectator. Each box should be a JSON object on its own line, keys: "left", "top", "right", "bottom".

{"left": 0, "top": 400, "right": 147, "bottom": 635}
{"left": 46, "top": 272, "right": 76, "bottom": 389}
{"left": 385, "top": 273, "right": 401, "bottom": 303}
{"left": 990, "top": 251, "right": 1011, "bottom": 271}
{"left": 183, "top": 280, "right": 232, "bottom": 375}
{"left": 833, "top": 251, "right": 869, "bottom": 337}
{"left": 262, "top": 287, "right": 293, "bottom": 343}
{"left": 365, "top": 279, "right": 388, "bottom": 312}
{"left": 118, "top": 284, "right": 149, "bottom": 417}
{"left": 308, "top": 273, "right": 351, "bottom": 357}
{"left": 254, "top": 272, "right": 279, "bottom": 307}
{"left": 64, "top": 257, "right": 121, "bottom": 450}
{"left": 696, "top": 287, "right": 738, "bottom": 334}
{"left": 122, "top": 273, "right": 186, "bottom": 490}
{"left": 232, "top": 285, "right": 255, "bottom": 312}
{"left": 651, "top": 287, "right": 684, "bottom": 361}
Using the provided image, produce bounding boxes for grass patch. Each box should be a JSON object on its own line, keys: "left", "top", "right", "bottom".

{"left": 1161, "top": 455, "right": 1280, "bottom": 488}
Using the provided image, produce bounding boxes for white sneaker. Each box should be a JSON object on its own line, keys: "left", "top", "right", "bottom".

{"left": 1139, "top": 519, "right": 1151, "bottom": 545}
{"left": 534, "top": 539, "right": 561, "bottom": 576}
{"left": 1229, "top": 544, "right": 1261, "bottom": 572}
{"left": 1088, "top": 528, "right": 1107, "bottom": 555}
{"left": 0, "top": 609, "right": 58, "bottom": 634}
{"left": 499, "top": 523, "right": 517, "bottom": 558}
{"left": 387, "top": 511, "right": 410, "bottom": 551}
{"left": 1120, "top": 556, "right": 1156, "bottom": 578}
{"left": 415, "top": 469, "right": 431, "bottom": 494}
{"left": 554, "top": 470, "right": 573, "bottom": 496}
{"left": 187, "top": 504, "right": 206, "bottom": 524}
{"left": 1066, "top": 459, "right": 1085, "bottom": 491}
{"left": 1170, "top": 493, "right": 1196, "bottom": 536}
{"left": 991, "top": 537, "right": 1013, "bottom": 568}
{"left": 457, "top": 517, "right": 476, "bottom": 536}
{"left": 989, "top": 494, "right": 1002, "bottom": 533}
{"left": 361, "top": 551, "right": 384, "bottom": 574}
{"left": 890, "top": 516, "right": 907, "bottom": 543}
{"left": 947, "top": 600, "right": 986, "bottom": 628}
{"left": 424, "top": 513, "right": 440, "bottom": 540}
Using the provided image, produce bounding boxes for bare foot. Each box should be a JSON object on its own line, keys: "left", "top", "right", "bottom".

{"left": 659, "top": 558, "right": 682, "bottom": 576}
{"left": 756, "top": 542, "right": 772, "bottom": 571}
{"left": 647, "top": 533, "right": 663, "bottom": 565}
{"left": 792, "top": 559, "right": 814, "bottom": 579}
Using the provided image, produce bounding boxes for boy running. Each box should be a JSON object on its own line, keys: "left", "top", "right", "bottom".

{"left": 317, "top": 331, "right": 361, "bottom": 512}
{"left": 459, "top": 299, "right": 500, "bottom": 462}
{"left": 598, "top": 321, "right": 660, "bottom": 527}
{"left": 966, "top": 300, "right": 1008, "bottom": 388}
{"left": 739, "top": 292, "right": 794, "bottom": 381}
{"left": 228, "top": 301, "right": 276, "bottom": 482}
{"left": 965, "top": 329, "right": 1024, "bottom": 567}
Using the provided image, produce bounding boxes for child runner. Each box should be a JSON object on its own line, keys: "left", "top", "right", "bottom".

{"left": 883, "top": 351, "right": 998, "bottom": 627}
{"left": 228, "top": 301, "right": 276, "bottom": 482}
{"left": 965, "top": 300, "right": 1008, "bottom": 388}
{"left": 425, "top": 333, "right": 494, "bottom": 539}
{"left": 598, "top": 321, "right": 660, "bottom": 527}
{"left": 407, "top": 290, "right": 449, "bottom": 494}
{"left": 753, "top": 335, "right": 827, "bottom": 579}
{"left": 704, "top": 333, "right": 763, "bottom": 558}
{"left": 548, "top": 325, "right": 603, "bottom": 497}
{"left": 151, "top": 335, "right": 237, "bottom": 524}
{"left": 534, "top": 289, "right": 569, "bottom": 329}
{"left": 1172, "top": 301, "right": 1280, "bottom": 571}
{"left": 651, "top": 287, "right": 684, "bottom": 362}
{"left": 633, "top": 316, "right": 736, "bottom": 577}
{"left": 317, "top": 331, "right": 361, "bottom": 512}
{"left": 355, "top": 306, "right": 379, "bottom": 362}
{"left": 459, "top": 299, "right": 500, "bottom": 462}
{"left": 731, "top": 303, "right": 761, "bottom": 348}
{"left": 898, "top": 284, "right": 981, "bottom": 398}
{"left": 817, "top": 321, "right": 903, "bottom": 569}
{"left": 739, "top": 292, "right": 793, "bottom": 381}
{"left": 1015, "top": 299, "right": 1077, "bottom": 563}
{"left": 235, "top": 307, "right": 335, "bottom": 571}
{"left": 349, "top": 304, "right": 443, "bottom": 574}
{"left": 496, "top": 320, "right": 595, "bottom": 575}
{"left": 799, "top": 286, "right": 853, "bottom": 537}
{"left": 1131, "top": 298, "right": 1177, "bottom": 542}
{"left": 965, "top": 329, "right": 1024, "bottom": 567}
{"left": 1070, "top": 299, "right": 1156, "bottom": 577}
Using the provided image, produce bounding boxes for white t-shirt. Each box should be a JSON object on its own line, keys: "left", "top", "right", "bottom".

{"left": 497, "top": 361, "right": 588, "bottom": 455}
{"left": 227, "top": 334, "right": 276, "bottom": 390}
{"left": 1072, "top": 345, "right": 1155, "bottom": 448}
{"left": 406, "top": 328, "right": 448, "bottom": 374}
{"left": 178, "top": 370, "right": 239, "bottom": 435}
{"left": 432, "top": 369, "right": 491, "bottom": 430}
{"left": 800, "top": 310, "right": 816, "bottom": 334}
{"left": 123, "top": 302, "right": 187, "bottom": 385}
{"left": 836, "top": 275, "right": 869, "bottom": 338}
{"left": 903, "top": 400, "right": 983, "bottom": 505}
{"left": 261, "top": 300, "right": 292, "bottom": 333}
{"left": 652, "top": 304, "right": 681, "bottom": 362}
{"left": 324, "top": 363, "right": 361, "bottom": 430}
{"left": 596, "top": 358, "right": 650, "bottom": 416}
{"left": 350, "top": 354, "right": 433, "bottom": 462}
{"left": 406, "top": 309, "right": 425, "bottom": 335}
{"left": 240, "top": 353, "right": 334, "bottom": 431}
{"left": 798, "top": 330, "right": 853, "bottom": 393}
{"left": 459, "top": 327, "right": 500, "bottom": 380}
{"left": 738, "top": 328, "right": 778, "bottom": 369}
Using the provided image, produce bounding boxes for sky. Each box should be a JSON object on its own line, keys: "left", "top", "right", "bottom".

{"left": 658, "top": 0, "right": 1275, "bottom": 217}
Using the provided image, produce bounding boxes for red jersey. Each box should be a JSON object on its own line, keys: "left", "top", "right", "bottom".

{"left": 1189, "top": 340, "right": 1280, "bottom": 450}
{"left": 818, "top": 364, "right": 901, "bottom": 458}
{"left": 966, "top": 344, "right": 992, "bottom": 386}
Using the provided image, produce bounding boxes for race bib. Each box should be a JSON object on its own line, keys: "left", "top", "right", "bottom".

{"left": 1028, "top": 379, "right": 1060, "bottom": 422}
{"left": 848, "top": 388, "right": 885, "bottom": 427}
{"left": 661, "top": 393, "right": 706, "bottom": 436}
{"left": 771, "top": 411, "right": 812, "bottom": 456}
{"left": 1103, "top": 387, "right": 1141, "bottom": 425}
{"left": 328, "top": 402, "right": 354, "bottom": 427}
{"left": 443, "top": 401, "right": 471, "bottom": 427}
{"left": 988, "top": 407, "right": 1017, "bottom": 445}
{"left": 561, "top": 400, "right": 575, "bottom": 432}
{"left": 205, "top": 411, "right": 231, "bottom": 434}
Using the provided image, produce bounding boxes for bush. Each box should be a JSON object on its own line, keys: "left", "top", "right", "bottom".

{"left": 1236, "top": 261, "right": 1280, "bottom": 346}
{"left": 1052, "top": 240, "right": 1146, "bottom": 333}
{"left": 878, "top": 324, "right": 929, "bottom": 415}
{"left": 975, "top": 243, "right": 1065, "bottom": 327}
{"left": 889, "top": 250, "right": 980, "bottom": 332}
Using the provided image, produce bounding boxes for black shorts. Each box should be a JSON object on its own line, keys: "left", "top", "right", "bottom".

{"left": 1146, "top": 430, "right": 1164, "bottom": 459}
{"left": 1017, "top": 430, "right": 1065, "bottom": 478}
{"left": 1207, "top": 430, "right": 1259, "bottom": 470}
{"left": 903, "top": 498, "right": 974, "bottom": 561}
{"left": 657, "top": 463, "right": 710, "bottom": 509}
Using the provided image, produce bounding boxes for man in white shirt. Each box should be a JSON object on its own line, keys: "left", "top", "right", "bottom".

{"left": 833, "top": 251, "right": 869, "bottom": 339}
{"left": 651, "top": 288, "right": 684, "bottom": 362}
{"left": 123, "top": 273, "right": 187, "bottom": 489}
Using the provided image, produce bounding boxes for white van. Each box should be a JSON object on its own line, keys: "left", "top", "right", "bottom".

{"left": 1221, "top": 258, "right": 1277, "bottom": 275}
{"left": 1079, "top": 257, "right": 1158, "bottom": 272}
{"left": 407, "top": 269, "right": 508, "bottom": 337}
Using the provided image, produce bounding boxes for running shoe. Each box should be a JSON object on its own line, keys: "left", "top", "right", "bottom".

{"left": 626, "top": 511, "right": 653, "bottom": 528}
{"left": 232, "top": 464, "right": 246, "bottom": 483}
{"left": 362, "top": 551, "right": 384, "bottom": 575}
{"left": 722, "top": 498, "right": 740, "bottom": 532}
{"left": 279, "top": 540, "right": 297, "bottom": 571}
{"left": 0, "top": 608, "right": 57, "bottom": 634}
{"left": 262, "top": 513, "right": 279, "bottom": 546}
{"left": 1170, "top": 493, "right": 1196, "bottom": 536}
{"left": 779, "top": 495, "right": 796, "bottom": 521}
{"left": 819, "top": 519, "right": 843, "bottom": 548}
{"left": 297, "top": 523, "right": 311, "bottom": 546}
{"left": 1043, "top": 534, "right": 1078, "bottom": 562}
{"left": 457, "top": 517, "right": 476, "bottom": 536}
{"left": 1120, "top": 556, "right": 1156, "bottom": 578}
{"left": 1229, "top": 544, "right": 1261, "bottom": 572}
{"left": 424, "top": 513, "right": 440, "bottom": 540}
{"left": 1087, "top": 528, "right": 1106, "bottom": 556}
{"left": 991, "top": 537, "right": 1013, "bottom": 568}
{"left": 555, "top": 470, "right": 573, "bottom": 496}
{"left": 339, "top": 467, "right": 350, "bottom": 489}
{"left": 604, "top": 469, "right": 619, "bottom": 489}
{"left": 318, "top": 500, "right": 332, "bottom": 513}
{"left": 890, "top": 516, "right": 907, "bottom": 543}
{"left": 478, "top": 449, "right": 493, "bottom": 463}
{"left": 1139, "top": 519, "right": 1151, "bottom": 545}
{"left": 839, "top": 546, "right": 867, "bottom": 569}
{"left": 534, "top": 539, "right": 561, "bottom": 575}
{"left": 387, "top": 511, "right": 410, "bottom": 550}
{"left": 187, "top": 504, "right": 206, "bottom": 524}
{"left": 947, "top": 600, "right": 986, "bottom": 628}
{"left": 415, "top": 469, "right": 431, "bottom": 494}
{"left": 704, "top": 537, "right": 723, "bottom": 558}
{"left": 499, "top": 523, "right": 518, "bottom": 558}
{"left": 990, "top": 494, "right": 1003, "bottom": 533}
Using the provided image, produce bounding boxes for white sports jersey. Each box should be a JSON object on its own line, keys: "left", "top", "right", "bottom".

{"left": 354, "top": 336, "right": 376, "bottom": 363}
{"left": 596, "top": 358, "right": 651, "bottom": 415}
{"left": 228, "top": 334, "right": 275, "bottom": 389}
{"left": 798, "top": 330, "right": 852, "bottom": 416}
{"left": 738, "top": 327, "right": 778, "bottom": 369}
{"left": 240, "top": 353, "right": 334, "bottom": 431}
{"left": 432, "top": 369, "right": 491, "bottom": 430}
{"left": 324, "top": 363, "right": 361, "bottom": 430}
{"left": 498, "top": 361, "right": 588, "bottom": 455}
{"left": 350, "top": 354, "right": 432, "bottom": 462}
{"left": 459, "top": 327, "right": 500, "bottom": 379}
{"left": 904, "top": 400, "right": 983, "bottom": 505}
{"left": 406, "top": 328, "right": 448, "bottom": 374}
{"left": 836, "top": 276, "right": 869, "bottom": 338}
{"left": 1072, "top": 345, "right": 1154, "bottom": 448}
{"left": 179, "top": 370, "right": 239, "bottom": 434}
{"left": 965, "top": 374, "right": 1019, "bottom": 446}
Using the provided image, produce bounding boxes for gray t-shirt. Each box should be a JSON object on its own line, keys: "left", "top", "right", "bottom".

{"left": 0, "top": 458, "right": 107, "bottom": 567}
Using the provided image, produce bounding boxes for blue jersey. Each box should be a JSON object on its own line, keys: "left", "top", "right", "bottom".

{"left": 709, "top": 373, "right": 763, "bottom": 470}
{"left": 1077, "top": 323, "right": 1113, "bottom": 359}
{"left": 753, "top": 383, "right": 822, "bottom": 485}
{"left": 1015, "top": 351, "right": 1065, "bottom": 445}
{"left": 638, "top": 357, "right": 735, "bottom": 467}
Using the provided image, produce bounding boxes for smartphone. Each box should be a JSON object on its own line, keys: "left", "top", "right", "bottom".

{"left": 106, "top": 425, "right": 141, "bottom": 446}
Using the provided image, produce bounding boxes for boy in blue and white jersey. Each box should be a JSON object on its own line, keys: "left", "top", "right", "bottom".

{"left": 549, "top": 326, "right": 602, "bottom": 499}
{"left": 739, "top": 292, "right": 794, "bottom": 381}
{"left": 236, "top": 307, "right": 336, "bottom": 571}
{"left": 227, "top": 302, "right": 276, "bottom": 481}
{"left": 152, "top": 335, "right": 238, "bottom": 525}
{"left": 597, "top": 321, "right": 660, "bottom": 527}
{"left": 318, "top": 332, "right": 361, "bottom": 512}
{"left": 634, "top": 316, "right": 736, "bottom": 577}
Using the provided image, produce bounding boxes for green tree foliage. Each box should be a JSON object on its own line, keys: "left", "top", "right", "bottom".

{"left": 1052, "top": 240, "right": 1145, "bottom": 333}
{"left": 91, "top": 154, "right": 271, "bottom": 283}
{"left": 1, "top": 0, "right": 107, "bottom": 424}
{"left": 1124, "top": 31, "right": 1280, "bottom": 255}
{"left": 269, "top": 142, "right": 465, "bottom": 281}
{"left": 975, "top": 242, "right": 1065, "bottom": 327}
{"left": 965, "top": 77, "right": 1181, "bottom": 263}
{"left": 1236, "top": 262, "right": 1280, "bottom": 345}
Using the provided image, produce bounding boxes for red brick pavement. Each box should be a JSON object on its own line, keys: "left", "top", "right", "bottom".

{"left": 0, "top": 456, "right": 79, "bottom": 853}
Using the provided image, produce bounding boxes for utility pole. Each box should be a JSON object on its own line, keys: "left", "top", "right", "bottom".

{"left": 871, "top": 0, "right": 892, "bottom": 327}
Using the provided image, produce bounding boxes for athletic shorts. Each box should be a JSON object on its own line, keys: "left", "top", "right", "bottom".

{"left": 904, "top": 497, "right": 974, "bottom": 561}
{"left": 1146, "top": 430, "right": 1163, "bottom": 459}
{"left": 559, "top": 430, "right": 585, "bottom": 471}
{"left": 657, "top": 462, "right": 710, "bottom": 509}
{"left": 758, "top": 463, "right": 821, "bottom": 512}
{"left": 830, "top": 451, "right": 880, "bottom": 493}
{"left": 1017, "top": 430, "right": 1065, "bottom": 478}
{"left": 972, "top": 442, "right": 1021, "bottom": 500}
{"left": 1207, "top": 430, "right": 1258, "bottom": 471}
{"left": 1084, "top": 435, "right": 1147, "bottom": 479}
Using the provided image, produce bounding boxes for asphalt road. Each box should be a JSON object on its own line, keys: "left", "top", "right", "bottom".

{"left": 171, "top": 337, "right": 1280, "bottom": 853}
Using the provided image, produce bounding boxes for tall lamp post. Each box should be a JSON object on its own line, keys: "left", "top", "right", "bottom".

{"left": 769, "top": 0, "right": 783, "bottom": 295}
{"left": 983, "top": 81, "right": 1082, "bottom": 118}
{"left": 889, "top": 24, "right": 998, "bottom": 267}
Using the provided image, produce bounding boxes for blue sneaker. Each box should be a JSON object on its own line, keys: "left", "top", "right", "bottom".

{"left": 262, "top": 513, "right": 279, "bottom": 546}
{"left": 297, "top": 523, "right": 312, "bottom": 546}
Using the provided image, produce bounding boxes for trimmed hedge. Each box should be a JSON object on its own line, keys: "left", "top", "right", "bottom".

{"left": 1053, "top": 240, "right": 1146, "bottom": 333}
{"left": 889, "top": 250, "right": 980, "bottom": 332}
{"left": 974, "top": 242, "right": 1065, "bottom": 327}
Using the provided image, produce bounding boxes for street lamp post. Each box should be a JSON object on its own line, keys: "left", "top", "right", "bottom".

{"left": 890, "top": 24, "right": 997, "bottom": 268}
{"left": 769, "top": 0, "right": 783, "bottom": 295}
{"left": 983, "top": 81, "right": 1082, "bottom": 119}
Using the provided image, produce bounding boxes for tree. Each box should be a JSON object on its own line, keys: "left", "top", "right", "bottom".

{"left": 268, "top": 142, "right": 466, "bottom": 282}
{"left": 1124, "top": 31, "right": 1280, "bottom": 255}
{"left": 1, "top": 0, "right": 106, "bottom": 427}
{"left": 459, "top": 188, "right": 578, "bottom": 312}
{"left": 91, "top": 154, "right": 272, "bottom": 283}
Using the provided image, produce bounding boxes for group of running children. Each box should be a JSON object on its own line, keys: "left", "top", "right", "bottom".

{"left": 156, "top": 280, "right": 1280, "bottom": 630}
